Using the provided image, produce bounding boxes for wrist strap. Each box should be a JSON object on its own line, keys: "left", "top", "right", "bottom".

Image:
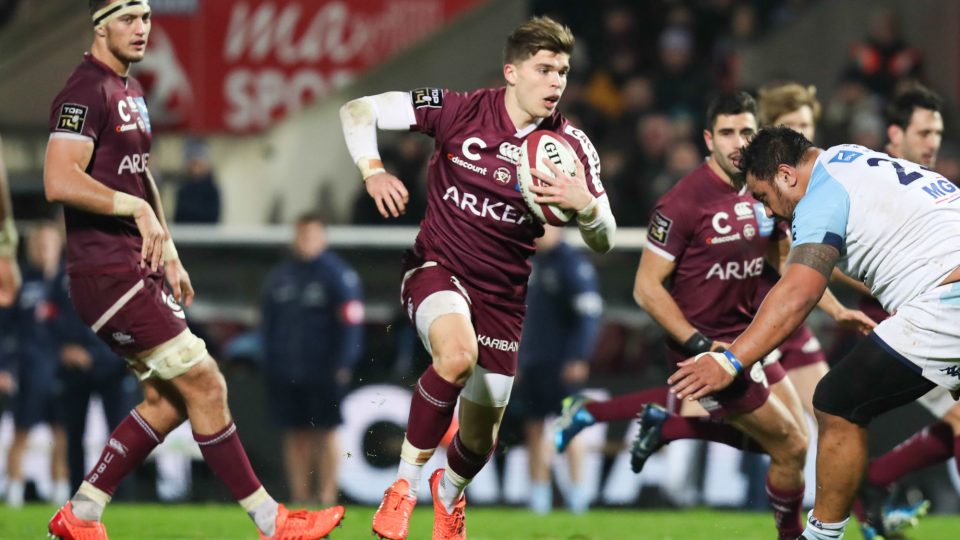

{"left": 357, "top": 156, "right": 386, "bottom": 181}
{"left": 0, "top": 217, "right": 18, "bottom": 258}
{"left": 722, "top": 350, "right": 744, "bottom": 374}
{"left": 681, "top": 331, "right": 712, "bottom": 356}
{"left": 162, "top": 238, "right": 179, "bottom": 262}
{"left": 112, "top": 192, "right": 144, "bottom": 216}
{"left": 577, "top": 197, "right": 598, "bottom": 218}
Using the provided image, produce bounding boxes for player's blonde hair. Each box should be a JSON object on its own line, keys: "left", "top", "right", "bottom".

{"left": 503, "top": 16, "right": 574, "bottom": 65}
{"left": 757, "top": 83, "right": 821, "bottom": 127}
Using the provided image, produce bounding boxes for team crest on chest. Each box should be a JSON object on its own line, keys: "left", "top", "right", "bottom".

{"left": 493, "top": 166, "right": 512, "bottom": 185}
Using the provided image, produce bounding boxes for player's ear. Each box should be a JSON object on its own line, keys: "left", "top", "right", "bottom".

{"left": 703, "top": 129, "right": 714, "bottom": 152}
{"left": 94, "top": 25, "right": 107, "bottom": 38}
{"left": 777, "top": 164, "right": 797, "bottom": 187}
{"left": 503, "top": 64, "right": 517, "bottom": 86}
{"left": 887, "top": 124, "right": 903, "bottom": 147}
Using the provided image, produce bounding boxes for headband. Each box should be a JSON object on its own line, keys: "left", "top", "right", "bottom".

{"left": 92, "top": 0, "right": 150, "bottom": 29}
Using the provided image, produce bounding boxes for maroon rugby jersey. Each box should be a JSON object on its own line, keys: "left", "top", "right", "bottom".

{"left": 49, "top": 53, "right": 152, "bottom": 273}
{"left": 645, "top": 162, "right": 773, "bottom": 341}
{"left": 410, "top": 87, "right": 604, "bottom": 299}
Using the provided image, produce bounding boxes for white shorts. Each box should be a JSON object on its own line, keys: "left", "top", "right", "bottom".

{"left": 916, "top": 386, "right": 957, "bottom": 417}
{"left": 874, "top": 282, "right": 960, "bottom": 392}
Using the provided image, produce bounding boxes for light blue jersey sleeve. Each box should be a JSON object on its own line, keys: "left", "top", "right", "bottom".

{"left": 791, "top": 162, "right": 850, "bottom": 250}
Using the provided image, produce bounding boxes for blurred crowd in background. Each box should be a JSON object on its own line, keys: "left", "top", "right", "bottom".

{"left": 2, "top": 0, "right": 959, "bottom": 511}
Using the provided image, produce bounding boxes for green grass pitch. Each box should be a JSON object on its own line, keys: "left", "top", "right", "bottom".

{"left": 3, "top": 503, "right": 957, "bottom": 539}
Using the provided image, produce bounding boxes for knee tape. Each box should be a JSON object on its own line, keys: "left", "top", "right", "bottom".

{"left": 130, "top": 329, "right": 208, "bottom": 381}
{"left": 415, "top": 290, "right": 471, "bottom": 356}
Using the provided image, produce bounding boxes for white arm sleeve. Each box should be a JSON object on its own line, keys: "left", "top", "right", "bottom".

{"left": 577, "top": 194, "right": 616, "bottom": 254}
{"left": 339, "top": 91, "right": 417, "bottom": 165}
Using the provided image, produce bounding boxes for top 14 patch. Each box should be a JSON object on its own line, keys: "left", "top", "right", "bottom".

{"left": 648, "top": 211, "right": 672, "bottom": 245}
{"left": 57, "top": 103, "right": 88, "bottom": 134}
{"left": 412, "top": 88, "right": 443, "bottom": 108}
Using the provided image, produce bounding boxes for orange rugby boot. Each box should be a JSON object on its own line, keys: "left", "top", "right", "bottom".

{"left": 372, "top": 478, "right": 416, "bottom": 540}
{"left": 260, "top": 504, "right": 345, "bottom": 539}
{"left": 48, "top": 502, "right": 109, "bottom": 540}
{"left": 429, "top": 469, "right": 466, "bottom": 540}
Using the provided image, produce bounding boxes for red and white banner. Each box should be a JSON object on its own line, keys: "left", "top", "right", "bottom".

{"left": 137, "top": 0, "right": 486, "bottom": 133}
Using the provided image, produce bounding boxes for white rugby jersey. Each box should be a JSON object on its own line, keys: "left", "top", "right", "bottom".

{"left": 791, "top": 144, "right": 960, "bottom": 313}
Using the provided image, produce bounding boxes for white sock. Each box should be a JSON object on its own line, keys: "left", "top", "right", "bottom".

{"left": 397, "top": 458, "right": 424, "bottom": 499}
{"left": 6, "top": 479, "right": 24, "bottom": 508}
{"left": 71, "top": 482, "right": 111, "bottom": 521}
{"left": 398, "top": 438, "right": 434, "bottom": 499}
{"left": 801, "top": 511, "right": 849, "bottom": 539}
{"left": 240, "top": 486, "right": 279, "bottom": 536}
{"left": 437, "top": 468, "right": 469, "bottom": 513}
{"left": 529, "top": 481, "right": 552, "bottom": 514}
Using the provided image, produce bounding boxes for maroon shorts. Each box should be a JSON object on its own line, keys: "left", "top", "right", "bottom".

{"left": 69, "top": 266, "right": 188, "bottom": 358}
{"left": 666, "top": 343, "right": 771, "bottom": 418}
{"left": 776, "top": 324, "right": 826, "bottom": 372}
{"left": 400, "top": 259, "right": 525, "bottom": 377}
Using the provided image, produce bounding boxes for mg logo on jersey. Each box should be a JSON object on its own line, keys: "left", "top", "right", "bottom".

{"left": 461, "top": 137, "right": 487, "bottom": 160}
{"left": 118, "top": 153, "right": 149, "bottom": 174}
{"left": 497, "top": 142, "right": 521, "bottom": 164}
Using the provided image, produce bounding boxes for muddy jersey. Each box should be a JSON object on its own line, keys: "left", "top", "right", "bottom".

{"left": 645, "top": 162, "right": 773, "bottom": 340}
{"left": 410, "top": 87, "right": 605, "bottom": 299}
{"left": 49, "top": 53, "right": 152, "bottom": 273}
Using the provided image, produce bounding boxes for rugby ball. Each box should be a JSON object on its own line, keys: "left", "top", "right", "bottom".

{"left": 516, "top": 130, "right": 578, "bottom": 225}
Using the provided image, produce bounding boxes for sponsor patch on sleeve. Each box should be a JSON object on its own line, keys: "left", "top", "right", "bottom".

{"left": 56, "top": 103, "right": 88, "bottom": 133}
{"left": 648, "top": 211, "right": 673, "bottom": 246}
{"left": 412, "top": 87, "right": 443, "bottom": 109}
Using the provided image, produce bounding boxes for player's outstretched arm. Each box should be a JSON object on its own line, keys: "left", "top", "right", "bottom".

{"left": 767, "top": 229, "right": 875, "bottom": 334}
{"left": 339, "top": 92, "right": 416, "bottom": 219}
{"left": 634, "top": 248, "right": 722, "bottom": 354}
{"left": 669, "top": 243, "right": 836, "bottom": 400}
{"left": 45, "top": 137, "right": 165, "bottom": 271}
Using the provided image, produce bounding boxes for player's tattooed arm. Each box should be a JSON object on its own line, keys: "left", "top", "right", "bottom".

{"left": 786, "top": 243, "right": 840, "bottom": 279}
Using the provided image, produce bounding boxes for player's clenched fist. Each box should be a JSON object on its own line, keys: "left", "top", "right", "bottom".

{"left": 365, "top": 172, "right": 409, "bottom": 219}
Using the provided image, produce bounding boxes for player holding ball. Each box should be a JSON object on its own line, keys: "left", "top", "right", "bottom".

{"left": 340, "top": 15, "right": 615, "bottom": 540}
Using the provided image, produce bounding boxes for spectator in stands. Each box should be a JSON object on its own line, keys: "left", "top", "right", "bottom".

{"left": 843, "top": 8, "right": 923, "bottom": 99}
{"left": 516, "top": 225, "right": 602, "bottom": 514}
{"left": 260, "top": 213, "right": 364, "bottom": 505}
{"left": 653, "top": 26, "right": 708, "bottom": 122}
{"left": 174, "top": 139, "right": 221, "bottom": 224}
{"left": 0, "top": 134, "right": 19, "bottom": 307}
{"left": 3, "top": 221, "right": 69, "bottom": 507}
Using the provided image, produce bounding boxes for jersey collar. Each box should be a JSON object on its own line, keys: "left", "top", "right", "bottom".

{"left": 84, "top": 52, "right": 129, "bottom": 88}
